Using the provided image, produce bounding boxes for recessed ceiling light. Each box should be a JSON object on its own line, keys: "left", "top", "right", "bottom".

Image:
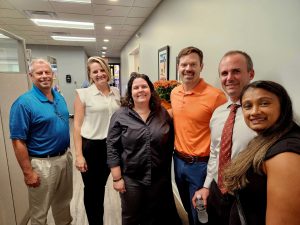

{"left": 105, "top": 25, "right": 112, "bottom": 30}
{"left": 102, "top": 46, "right": 107, "bottom": 50}
{"left": 0, "top": 33, "right": 9, "bottom": 39}
{"left": 51, "top": 35, "right": 96, "bottom": 42}
{"left": 31, "top": 19, "right": 94, "bottom": 29}
{"left": 101, "top": 51, "right": 106, "bottom": 54}
{"left": 103, "top": 39, "right": 109, "bottom": 42}
{"left": 101, "top": 55, "right": 105, "bottom": 58}
{"left": 50, "top": 0, "right": 91, "bottom": 3}
{"left": 109, "top": 0, "right": 118, "bottom": 2}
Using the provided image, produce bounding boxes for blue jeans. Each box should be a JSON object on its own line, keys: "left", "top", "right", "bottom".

{"left": 173, "top": 154, "right": 207, "bottom": 225}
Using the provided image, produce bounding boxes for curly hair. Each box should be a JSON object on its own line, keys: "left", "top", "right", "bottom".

{"left": 121, "top": 72, "right": 161, "bottom": 112}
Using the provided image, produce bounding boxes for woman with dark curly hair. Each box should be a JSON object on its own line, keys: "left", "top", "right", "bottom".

{"left": 224, "top": 80, "right": 300, "bottom": 225}
{"left": 107, "top": 72, "right": 181, "bottom": 225}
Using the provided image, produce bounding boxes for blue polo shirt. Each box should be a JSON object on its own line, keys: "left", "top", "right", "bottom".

{"left": 9, "top": 85, "right": 70, "bottom": 156}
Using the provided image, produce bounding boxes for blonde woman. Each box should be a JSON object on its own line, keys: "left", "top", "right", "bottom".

{"left": 74, "top": 56, "right": 120, "bottom": 225}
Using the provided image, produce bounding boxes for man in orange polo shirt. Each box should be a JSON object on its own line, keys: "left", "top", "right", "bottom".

{"left": 171, "top": 46, "right": 227, "bottom": 225}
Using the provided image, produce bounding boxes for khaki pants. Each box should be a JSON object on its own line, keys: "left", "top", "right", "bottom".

{"left": 29, "top": 151, "right": 73, "bottom": 225}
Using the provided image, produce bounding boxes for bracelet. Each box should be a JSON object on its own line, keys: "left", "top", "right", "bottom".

{"left": 113, "top": 177, "right": 123, "bottom": 182}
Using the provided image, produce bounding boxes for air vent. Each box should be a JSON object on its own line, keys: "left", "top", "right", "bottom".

{"left": 51, "top": 32, "right": 70, "bottom": 36}
{"left": 24, "top": 10, "right": 57, "bottom": 19}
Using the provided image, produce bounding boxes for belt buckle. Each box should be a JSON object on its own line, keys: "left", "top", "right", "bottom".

{"left": 188, "top": 155, "right": 195, "bottom": 164}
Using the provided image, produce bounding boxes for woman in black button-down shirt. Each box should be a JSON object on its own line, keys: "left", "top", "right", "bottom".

{"left": 107, "top": 72, "right": 181, "bottom": 225}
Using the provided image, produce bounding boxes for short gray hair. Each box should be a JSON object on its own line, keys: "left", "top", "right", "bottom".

{"left": 29, "top": 58, "right": 52, "bottom": 73}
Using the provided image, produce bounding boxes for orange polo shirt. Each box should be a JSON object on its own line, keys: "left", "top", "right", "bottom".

{"left": 171, "top": 78, "right": 227, "bottom": 157}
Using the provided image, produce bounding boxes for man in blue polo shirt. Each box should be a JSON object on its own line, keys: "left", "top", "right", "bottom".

{"left": 9, "top": 58, "right": 73, "bottom": 225}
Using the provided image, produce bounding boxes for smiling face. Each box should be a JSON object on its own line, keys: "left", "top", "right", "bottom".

{"left": 178, "top": 53, "right": 203, "bottom": 86}
{"left": 241, "top": 87, "right": 281, "bottom": 133}
{"left": 219, "top": 53, "right": 254, "bottom": 102}
{"left": 131, "top": 77, "right": 151, "bottom": 106}
{"left": 29, "top": 60, "right": 54, "bottom": 91}
{"left": 89, "top": 62, "right": 108, "bottom": 85}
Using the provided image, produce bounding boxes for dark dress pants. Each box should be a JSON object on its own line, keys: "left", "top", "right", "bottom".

{"left": 81, "top": 138, "right": 110, "bottom": 225}
{"left": 120, "top": 175, "right": 182, "bottom": 225}
{"left": 206, "top": 180, "right": 238, "bottom": 225}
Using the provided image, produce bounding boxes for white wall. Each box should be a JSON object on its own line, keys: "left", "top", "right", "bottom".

{"left": 27, "top": 45, "right": 87, "bottom": 114}
{"left": 121, "top": 0, "right": 300, "bottom": 120}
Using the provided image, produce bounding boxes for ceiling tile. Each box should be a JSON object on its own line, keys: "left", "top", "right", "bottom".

{"left": 121, "top": 24, "right": 139, "bottom": 31}
{"left": 128, "top": 7, "right": 152, "bottom": 18}
{"left": 56, "top": 12, "right": 93, "bottom": 22}
{"left": 124, "top": 17, "right": 144, "bottom": 26}
{"left": 0, "top": 0, "right": 14, "bottom": 9}
{"left": 0, "top": 8, "right": 26, "bottom": 18}
{"left": 51, "top": 2, "right": 92, "bottom": 14}
{"left": 7, "top": 0, "right": 54, "bottom": 11}
{"left": 0, "top": 18, "right": 33, "bottom": 26}
{"left": 94, "top": 15, "right": 125, "bottom": 24}
{"left": 0, "top": 0, "right": 162, "bottom": 57}
{"left": 133, "top": 0, "right": 161, "bottom": 8}
{"left": 10, "top": 25, "right": 43, "bottom": 31}
{"left": 92, "top": 0, "right": 134, "bottom": 7}
{"left": 92, "top": 4, "right": 130, "bottom": 16}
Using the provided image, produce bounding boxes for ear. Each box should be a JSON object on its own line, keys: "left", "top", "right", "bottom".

{"left": 200, "top": 63, "right": 204, "bottom": 71}
{"left": 249, "top": 69, "right": 255, "bottom": 80}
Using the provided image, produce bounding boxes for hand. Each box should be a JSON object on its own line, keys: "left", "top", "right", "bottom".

{"left": 24, "top": 170, "right": 40, "bottom": 188}
{"left": 113, "top": 178, "right": 126, "bottom": 194}
{"left": 192, "top": 187, "right": 210, "bottom": 208}
{"left": 76, "top": 156, "right": 88, "bottom": 172}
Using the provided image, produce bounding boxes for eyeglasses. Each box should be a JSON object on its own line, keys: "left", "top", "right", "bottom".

{"left": 53, "top": 103, "right": 68, "bottom": 124}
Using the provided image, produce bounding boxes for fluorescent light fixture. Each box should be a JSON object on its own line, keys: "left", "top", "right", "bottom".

{"left": 51, "top": 35, "right": 96, "bottom": 42}
{"left": 102, "top": 46, "right": 107, "bottom": 50}
{"left": 31, "top": 19, "right": 94, "bottom": 29}
{"left": 0, "top": 33, "right": 9, "bottom": 39}
{"left": 103, "top": 39, "right": 109, "bottom": 42}
{"left": 50, "top": 0, "right": 91, "bottom": 3}
{"left": 101, "top": 51, "right": 106, "bottom": 54}
{"left": 105, "top": 25, "right": 112, "bottom": 30}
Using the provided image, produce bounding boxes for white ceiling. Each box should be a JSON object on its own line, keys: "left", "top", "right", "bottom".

{"left": 0, "top": 0, "right": 162, "bottom": 58}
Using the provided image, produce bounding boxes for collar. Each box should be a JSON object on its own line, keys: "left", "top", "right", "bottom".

{"left": 226, "top": 99, "right": 241, "bottom": 109}
{"left": 90, "top": 83, "right": 116, "bottom": 96}
{"left": 31, "top": 85, "right": 58, "bottom": 103}
{"left": 178, "top": 78, "right": 205, "bottom": 94}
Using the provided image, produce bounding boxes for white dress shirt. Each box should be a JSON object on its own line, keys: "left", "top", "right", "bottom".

{"left": 203, "top": 100, "right": 256, "bottom": 188}
{"left": 76, "top": 84, "right": 120, "bottom": 140}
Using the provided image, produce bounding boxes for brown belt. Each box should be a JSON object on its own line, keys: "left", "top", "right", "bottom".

{"left": 174, "top": 151, "right": 209, "bottom": 164}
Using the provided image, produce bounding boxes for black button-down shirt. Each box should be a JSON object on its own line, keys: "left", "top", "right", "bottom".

{"left": 107, "top": 107, "right": 174, "bottom": 185}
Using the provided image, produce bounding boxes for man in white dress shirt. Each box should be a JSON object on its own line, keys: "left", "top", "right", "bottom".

{"left": 192, "top": 50, "right": 256, "bottom": 225}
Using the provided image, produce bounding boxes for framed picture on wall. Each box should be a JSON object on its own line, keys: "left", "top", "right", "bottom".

{"left": 158, "top": 45, "right": 169, "bottom": 80}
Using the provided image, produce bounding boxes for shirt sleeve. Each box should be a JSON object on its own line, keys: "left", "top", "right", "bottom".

{"left": 203, "top": 119, "right": 218, "bottom": 188}
{"left": 9, "top": 100, "right": 30, "bottom": 140}
{"left": 76, "top": 88, "right": 85, "bottom": 104}
{"left": 106, "top": 110, "right": 123, "bottom": 168}
{"left": 213, "top": 92, "right": 227, "bottom": 111}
